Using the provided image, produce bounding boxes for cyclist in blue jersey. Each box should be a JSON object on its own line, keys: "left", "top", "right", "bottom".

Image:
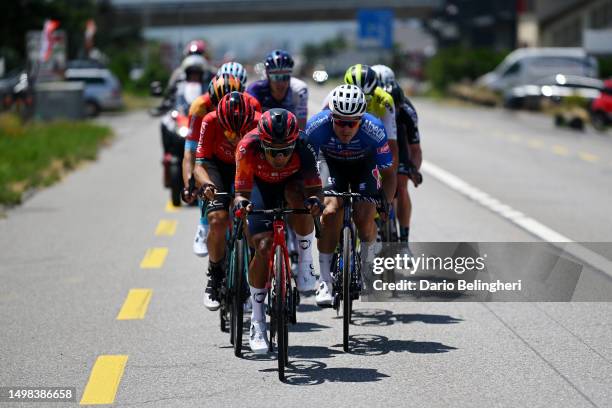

{"left": 247, "top": 50, "right": 309, "bottom": 129}
{"left": 303, "top": 85, "right": 396, "bottom": 306}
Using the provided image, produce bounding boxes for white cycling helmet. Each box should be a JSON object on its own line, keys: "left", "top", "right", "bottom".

{"left": 180, "top": 54, "right": 209, "bottom": 75}
{"left": 328, "top": 84, "right": 367, "bottom": 118}
{"left": 218, "top": 61, "right": 248, "bottom": 85}
{"left": 371, "top": 64, "right": 395, "bottom": 91}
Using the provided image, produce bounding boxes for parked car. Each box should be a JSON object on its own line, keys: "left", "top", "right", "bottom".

{"left": 0, "top": 69, "right": 28, "bottom": 111}
{"left": 477, "top": 48, "right": 598, "bottom": 94}
{"left": 504, "top": 74, "right": 603, "bottom": 110}
{"left": 66, "top": 59, "right": 106, "bottom": 69}
{"left": 64, "top": 68, "right": 123, "bottom": 116}
{"left": 590, "top": 79, "right": 612, "bottom": 132}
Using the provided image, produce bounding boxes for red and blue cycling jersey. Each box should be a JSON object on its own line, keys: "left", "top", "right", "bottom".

{"left": 303, "top": 110, "right": 393, "bottom": 168}
{"left": 234, "top": 131, "right": 321, "bottom": 193}
{"left": 246, "top": 78, "right": 308, "bottom": 121}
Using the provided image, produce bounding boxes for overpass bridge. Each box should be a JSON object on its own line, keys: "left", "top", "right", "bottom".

{"left": 111, "top": 0, "right": 443, "bottom": 26}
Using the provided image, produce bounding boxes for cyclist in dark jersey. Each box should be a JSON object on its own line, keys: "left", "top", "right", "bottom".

{"left": 372, "top": 65, "right": 423, "bottom": 245}
{"left": 233, "top": 109, "right": 322, "bottom": 354}
{"left": 246, "top": 50, "right": 309, "bottom": 129}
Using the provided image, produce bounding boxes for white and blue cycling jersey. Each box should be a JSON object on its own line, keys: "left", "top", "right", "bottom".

{"left": 246, "top": 77, "right": 308, "bottom": 121}
{"left": 303, "top": 110, "right": 393, "bottom": 168}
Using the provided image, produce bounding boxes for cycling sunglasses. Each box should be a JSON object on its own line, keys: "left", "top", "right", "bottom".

{"left": 268, "top": 73, "right": 291, "bottom": 82}
{"left": 262, "top": 142, "right": 296, "bottom": 158}
{"left": 332, "top": 116, "right": 361, "bottom": 128}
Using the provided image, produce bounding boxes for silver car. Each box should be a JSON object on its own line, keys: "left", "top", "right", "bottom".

{"left": 65, "top": 68, "right": 123, "bottom": 116}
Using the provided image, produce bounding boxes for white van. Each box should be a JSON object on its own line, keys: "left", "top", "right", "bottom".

{"left": 477, "top": 48, "right": 598, "bottom": 92}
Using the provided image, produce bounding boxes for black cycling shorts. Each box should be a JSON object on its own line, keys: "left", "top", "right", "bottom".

{"left": 318, "top": 155, "right": 380, "bottom": 196}
{"left": 246, "top": 174, "right": 303, "bottom": 236}
{"left": 202, "top": 158, "right": 235, "bottom": 213}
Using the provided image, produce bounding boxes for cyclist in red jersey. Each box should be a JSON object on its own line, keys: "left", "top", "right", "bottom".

{"left": 183, "top": 73, "right": 260, "bottom": 257}
{"left": 233, "top": 109, "right": 322, "bottom": 354}
{"left": 193, "top": 92, "right": 261, "bottom": 310}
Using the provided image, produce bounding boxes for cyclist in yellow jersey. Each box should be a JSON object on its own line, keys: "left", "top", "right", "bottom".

{"left": 321, "top": 64, "right": 399, "bottom": 173}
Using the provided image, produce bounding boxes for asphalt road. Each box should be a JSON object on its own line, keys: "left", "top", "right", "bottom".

{"left": 1, "top": 86, "right": 611, "bottom": 407}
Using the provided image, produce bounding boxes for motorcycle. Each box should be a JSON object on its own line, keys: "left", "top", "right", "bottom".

{"left": 151, "top": 80, "right": 204, "bottom": 206}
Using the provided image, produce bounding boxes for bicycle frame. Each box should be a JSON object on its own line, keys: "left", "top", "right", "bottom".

{"left": 247, "top": 206, "right": 320, "bottom": 380}
{"left": 267, "top": 217, "right": 292, "bottom": 299}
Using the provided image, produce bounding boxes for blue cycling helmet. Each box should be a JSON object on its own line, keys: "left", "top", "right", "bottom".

{"left": 264, "top": 50, "right": 294, "bottom": 74}
{"left": 218, "top": 61, "right": 248, "bottom": 85}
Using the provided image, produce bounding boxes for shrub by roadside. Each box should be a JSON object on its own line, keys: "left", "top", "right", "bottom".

{"left": 425, "top": 47, "right": 509, "bottom": 93}
{"left": 0, "top": 114, "right": 113, "bottom": 205}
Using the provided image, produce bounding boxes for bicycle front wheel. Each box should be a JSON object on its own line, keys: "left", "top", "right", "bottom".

{"left": 231, "top": 237, "right": 246, "bottom": 357}
{"left": 342, "top": 226, "right": 352, "bottom": 352}
{"left": 273, "top": 245, "right": 288, "bottom": 381}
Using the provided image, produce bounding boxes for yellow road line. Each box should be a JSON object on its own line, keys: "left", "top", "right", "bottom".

{"left": 155, "top": 219, "right": 177, "bottom": 236}
{"left": 527, "top": 139, "right": 543, "bottom": 149}
{"left": 116, "top": 289, "right": 152, "bottom": 320}
{"left": 80, "top": 355, "right": 128, "bottom": 405}
{"left": 140, "top": 248, "right": 168, "bottom": 269}
{"left": 552, "top": 145, "right": 569, "bottom": 156}
{"left": 578, "top": 152, "right": 600, "bottom": 163}
{"left": 165, "top": 200, "right": 179, "bottom": 213}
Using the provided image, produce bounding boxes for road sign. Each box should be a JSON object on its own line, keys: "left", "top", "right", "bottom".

{"left": 358, "top": 9, "right": 394, "bottom": 49}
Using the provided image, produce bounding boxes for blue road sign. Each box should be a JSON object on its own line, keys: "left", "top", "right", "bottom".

{"left": 358, "top": 9, "right": 394, "bottom": 49}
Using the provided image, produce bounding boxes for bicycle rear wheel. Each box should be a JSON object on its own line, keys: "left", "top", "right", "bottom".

{"left": 231, "top": 238, "right": 246, "bottom": 357}
{"left": 273, "top": 245, "right": 288, "bottom": 381}
{"left": 342, "top": 226, "right": 352, "bottom": 352}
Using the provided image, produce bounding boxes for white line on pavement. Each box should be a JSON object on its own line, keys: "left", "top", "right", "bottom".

{"left": 421, "top": 160, "right": 612, "bottom": 279}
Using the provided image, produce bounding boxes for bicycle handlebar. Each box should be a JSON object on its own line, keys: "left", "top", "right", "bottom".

{"left": 323, "top": 190, "right": 382, "bottom": 204}
{"left": 248, "top": 207, "right": 322, "bottom": 239}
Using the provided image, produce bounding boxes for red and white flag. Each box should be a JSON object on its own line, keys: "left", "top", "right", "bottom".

{"left": 85, "top": 19, "right": 97, "bottom": 50}
{"left": 39, "top": 19, "right": 60, "bottom": 62}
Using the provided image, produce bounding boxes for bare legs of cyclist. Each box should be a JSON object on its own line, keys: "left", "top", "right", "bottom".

{"left": 316, "top": 199, "right": 379, "bottom": 306}
{"left": 243, "top": 185, "right": 315, "bottom": 354}
{"left": 396, "top": 174, "right": 412, "bottom": 245}
{"left": 202, "top": 209, "right": 230, "bottom": 310}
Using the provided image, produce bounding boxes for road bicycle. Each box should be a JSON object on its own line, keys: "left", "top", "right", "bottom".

{"left": 323, "top": 190, "right": 380, "bottom": 352}
{"left": 246, "top": 204, "right": 320, "bottom": 381}
{"left": 198, "top": 190, "right": 250, "bottom": 357}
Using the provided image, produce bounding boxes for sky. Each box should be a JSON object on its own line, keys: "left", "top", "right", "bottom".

{"left": 143, "top": 21, "right": 356, "bottom": 60}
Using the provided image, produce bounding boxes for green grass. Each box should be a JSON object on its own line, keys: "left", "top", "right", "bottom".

{"left": 0, "top": 114, "right": 113, "bottom": 205}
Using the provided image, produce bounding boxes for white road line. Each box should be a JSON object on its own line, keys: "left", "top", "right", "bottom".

{"left": 421, "top": 160, "right": 612, "bottom": 278}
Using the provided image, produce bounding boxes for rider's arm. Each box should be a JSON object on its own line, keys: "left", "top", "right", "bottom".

{"left": 302, "top": 111, "right": 332, "bottom": 159}
{"left": 380, "top": 165, "right": 396, "bottom": 202}
{"left": 182, "top": 150, "right": 196, "bottom": 188}
{"left": 300, "top": 140, "right": 324, "bottom": 197}
{"left": 234, "top": 137, "right": 255, "bottom": 206}
{"left": 162, "top": 68, "right": 182, "bottom": 99}
{"left": 300, "top": 140, "right": 324, "bottom": 215}
{"left": 374, "top": 132, "right": 396, "bottom": 202}
{"left": 182, "top": 105, "right": 202, "bottom": 188}
{"left": 410, "top": 144, "right": 422, "bottom": 170}
{"left": 193, "top": 113, "right": 216, "bottom": 188}
{"left": 291, "top": 78, "right": 309, "bottom": 129}
{"left": 194, "top": 162, "right": 214, "bottom": 190}
{"left": 382, "top": 102, "right": 399, "bottom": 172}
{"left": 402, "top": 101, "right": 423, "bottom": 170}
